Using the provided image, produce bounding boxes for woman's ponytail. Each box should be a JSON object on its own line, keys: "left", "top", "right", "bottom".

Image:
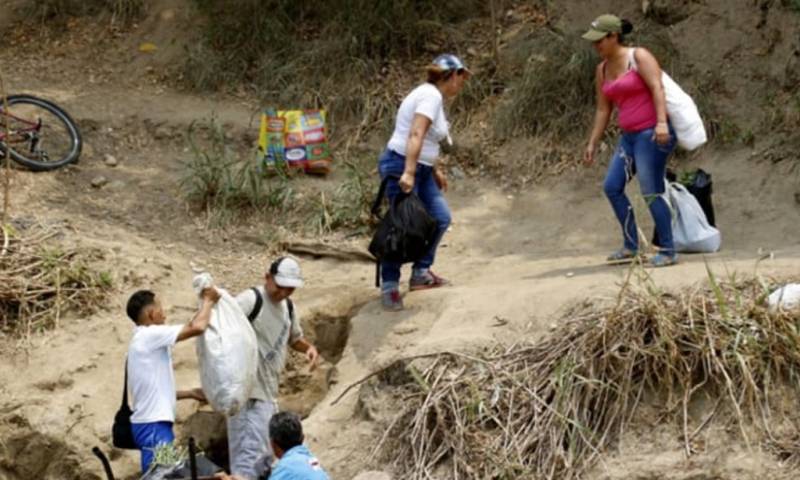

{"left": 618, "top": 19, "right": 634, "bottom": 44}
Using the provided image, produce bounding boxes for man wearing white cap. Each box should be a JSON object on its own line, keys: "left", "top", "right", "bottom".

{"left": 227, "top": 256, "right": 320, "bottom": 480}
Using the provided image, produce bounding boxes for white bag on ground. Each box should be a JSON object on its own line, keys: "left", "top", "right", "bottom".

{"left": 193, "top": 273, "right": 257, "bottom": 416}
{"left": 667, "top": 182, "right": 721, "bottom": 253}
{"left": 629, "top": 48, "right": 707, "bottom": 150}
{"left": 768, "top": 284, "right": 800, "bottom": 311}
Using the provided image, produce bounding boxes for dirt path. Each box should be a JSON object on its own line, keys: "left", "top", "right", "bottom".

{"left": 2, "top": 2, "right": 800, "bottom": 477}
{"left": 4, "top": 127, "right": 800, "bottom": 479}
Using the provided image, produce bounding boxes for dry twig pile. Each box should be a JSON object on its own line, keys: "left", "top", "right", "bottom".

{"left": 0, "top": 222, "right": 111, "bottom": 336}
{"left": 373, "top": 274, "right": 800, "bottom": 479}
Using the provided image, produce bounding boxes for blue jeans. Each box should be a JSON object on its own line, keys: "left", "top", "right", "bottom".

{"left": 603, "top": 125, "right": 676, "bottom": 255}
{"left": 378, "top": 149, "right": 451, "bottom": 291}
{"left": 132, "top": 421, "right": 175, "bottom": 473}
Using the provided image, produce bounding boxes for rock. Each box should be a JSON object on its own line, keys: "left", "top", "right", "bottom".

{"left": 353, "top": 472, "right": 391, "bottom": 480}
{"left": 154, "top": 126, "right": 172, "bottom": 140}
{"left": 108, "top": 180, "right": 126, "bottom": 190}
{"left": 450, "top": 165, "right": 466, "bottom": 180}
{"left": 104, "top": 154, "right": 118, "bottom": 167}
{"left": 393, "top": 325, "right": 418, "bottom": 336}
{"left": 91, "top": 176, "right": 108, "bottom": 188}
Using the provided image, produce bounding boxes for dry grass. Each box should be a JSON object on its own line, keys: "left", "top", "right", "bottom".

{"left": 22, "top": 0, "right": 145, "bottom": 26}
{"left": 369, "top": 270, "right": 800, "bottom": 479}
{"left": 0, "top": 221, "right": 112, "bottom": 337}
{"left": 494, "top": 29, "right": 596, "bottom": 140}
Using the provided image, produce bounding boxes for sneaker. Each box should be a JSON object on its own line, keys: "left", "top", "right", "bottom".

{"left": 381, "top": 289, "right": 403, "bottom": 311}
{"left": 648, "top": 252, "right": 677, "bottom": 268}
{"left": 409, "top": 270, "right": 449, "bottom": 291}
{"left": 606, "top": 248, "right": 638, "bottom": 264}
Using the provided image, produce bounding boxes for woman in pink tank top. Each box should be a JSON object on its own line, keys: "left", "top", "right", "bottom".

{"left": 583, "top": 14, "right": 678, "bottom": 268}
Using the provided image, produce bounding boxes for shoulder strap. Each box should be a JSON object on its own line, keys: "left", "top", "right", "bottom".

{"left": 248, "top": 287, "right": 263, "bottom": 323}
{"left": 628, "top": 47, "right": 638, "bottom": 71}
{"left": 287, "top": 298, "right": 295, "bottom": 322}
{"left": 371, "top": 174, "right": 401, "bottom": 218}
{"left": 121, "top": 359, "right": 129, "bottom": 409}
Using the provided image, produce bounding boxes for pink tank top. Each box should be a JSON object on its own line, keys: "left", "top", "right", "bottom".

{"left": 601, "top": 49, "right": 657, "bottom": 132}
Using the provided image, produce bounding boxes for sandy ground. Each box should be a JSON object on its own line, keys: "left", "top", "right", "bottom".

{"left": 1, "top": 1, "right": 800, "bottom": 479}
{"left": 3, "top": 130, "right": 800, "bottom": 479}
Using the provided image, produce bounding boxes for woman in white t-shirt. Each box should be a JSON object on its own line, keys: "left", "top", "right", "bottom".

{"left": 378, "top": 54, "right": 471, "bottom": 311}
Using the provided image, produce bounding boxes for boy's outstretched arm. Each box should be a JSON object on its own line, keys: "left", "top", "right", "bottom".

{"left": 176, "top": 287, "right": 220, "bottom": 342}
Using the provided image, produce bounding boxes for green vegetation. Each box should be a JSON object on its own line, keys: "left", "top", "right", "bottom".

{"left": 181, "top": 118, "right": 295, "bottom": 226}
{"left": 784, "top": 0, "right": 800, "bottom": 13}
{"left": 181, "top": 118, "right": 377, "bottom": 233}
{"left": 302, "top": 157, "right": 377, "bottom": 235}
{"left": 185, "top": 0, "right": 502, "bottom": 134}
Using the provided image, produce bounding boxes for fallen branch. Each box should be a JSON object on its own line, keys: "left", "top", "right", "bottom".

{"left": 0, "top": 222, "right": 111, "bottom": 337}
{"left": 283, "top": 239, "right": 375, "bottom": 263}
{"left": 0, "top": 223, "right": 8, "bottom": 257}
{"left": 331, "top": 350, "right": 489, "bottom": 406}
{"left": 368, "top": 276, "right": 800, "bottom": 479}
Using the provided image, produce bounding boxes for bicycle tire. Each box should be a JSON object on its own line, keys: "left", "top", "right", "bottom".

{"left": 0, "top": 94, "right": 82, "bottom": 171}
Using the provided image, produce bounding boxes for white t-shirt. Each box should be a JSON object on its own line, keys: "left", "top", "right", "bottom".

{"left": 236, "top": 287, "right": 303, "bottom": 402}
{"left": 127, "top": 324, "right": 182, "bottom": 424}
{"left": 386, "top": 83, "right": 449, "bottom": 166}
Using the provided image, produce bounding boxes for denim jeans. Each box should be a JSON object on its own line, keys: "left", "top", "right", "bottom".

{"left": 603, "top": 125, "right": 676, "bottom": 255}
{"left": 378, "top": 149, "right": 451, "bottom": 291}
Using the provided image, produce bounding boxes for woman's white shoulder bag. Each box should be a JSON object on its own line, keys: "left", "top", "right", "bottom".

{"left": 629, "top": 48, "right": 707, "bottom": 151}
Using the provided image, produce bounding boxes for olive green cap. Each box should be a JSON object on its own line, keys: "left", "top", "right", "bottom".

{"left": 582, "top": 14, "right": 622, "bottom": 41}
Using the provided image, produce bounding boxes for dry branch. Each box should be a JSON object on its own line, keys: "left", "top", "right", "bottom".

{"left": 368, "top": 276, "right": 800, "bottom": 479}
{"left": 283, "top": 239, "right": 375, "bottom": 263}
{"left": 0, "top": 222, "right": 111, "bottom": 337}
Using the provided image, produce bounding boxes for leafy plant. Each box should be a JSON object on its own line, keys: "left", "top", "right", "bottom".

{"left": 306, "top": 159, "right": 377, "bottom": 235}
{"left": 181, "top": 118, "right": 296, "bottom": 226}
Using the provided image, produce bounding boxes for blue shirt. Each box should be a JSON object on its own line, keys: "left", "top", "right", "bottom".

{"left": 270, "top": 445, "right": 329, "bottom": 480}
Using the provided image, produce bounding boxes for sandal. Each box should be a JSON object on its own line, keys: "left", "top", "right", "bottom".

{"left": 409, "top": 270, "right": 449, "bottom": 291}
{"left": 606, "top": 248, "right": 638, "bottom": 264}
{"left": 649, "top": 252, "right": 677, "bottom": 268}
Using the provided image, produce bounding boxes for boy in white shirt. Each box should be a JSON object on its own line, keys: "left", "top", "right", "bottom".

{"left": 125, "top": 288, "right": 219, "bottom": 473}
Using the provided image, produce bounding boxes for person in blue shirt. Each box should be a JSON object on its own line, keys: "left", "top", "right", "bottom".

{"left": 268, "top": 411, "right": 329, "bottom": 480}
{"left": 215, "top": 411, "right": 329, "bottom": 480}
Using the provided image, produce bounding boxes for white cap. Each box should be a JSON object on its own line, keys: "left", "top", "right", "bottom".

{"left": 270, "top": 257, "right": 304, "bottom": 288}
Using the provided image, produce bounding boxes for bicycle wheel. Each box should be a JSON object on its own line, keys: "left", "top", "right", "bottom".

{"left": 0, "top": 94, "right": 82, "bottom": 171}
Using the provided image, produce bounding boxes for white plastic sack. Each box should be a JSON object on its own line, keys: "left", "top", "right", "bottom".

{"left": 662, "top": 72, "right": 707, "bottom": 151}
{"left": 667, "top": 182, "right": 721, "bottom": 253}
{"left": 768, "top": 284, "right": 800, "bottom": 311}
{"left": 192, "top": 273, "right": 257, "bottom": 416}
{"left": 629, "top": 48, "right": 707, "bottom": 151}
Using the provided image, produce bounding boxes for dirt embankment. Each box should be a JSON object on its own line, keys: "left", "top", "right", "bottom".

{"left": 0, "top": 1, "right": 799, "bottom": 479}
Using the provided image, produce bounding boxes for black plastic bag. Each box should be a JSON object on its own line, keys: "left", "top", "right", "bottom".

{"left": 368, "top": 175, "right": 438, "bottom": 286}
{"left": 686, "top": 169, "right": 715, "bottom": 227}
